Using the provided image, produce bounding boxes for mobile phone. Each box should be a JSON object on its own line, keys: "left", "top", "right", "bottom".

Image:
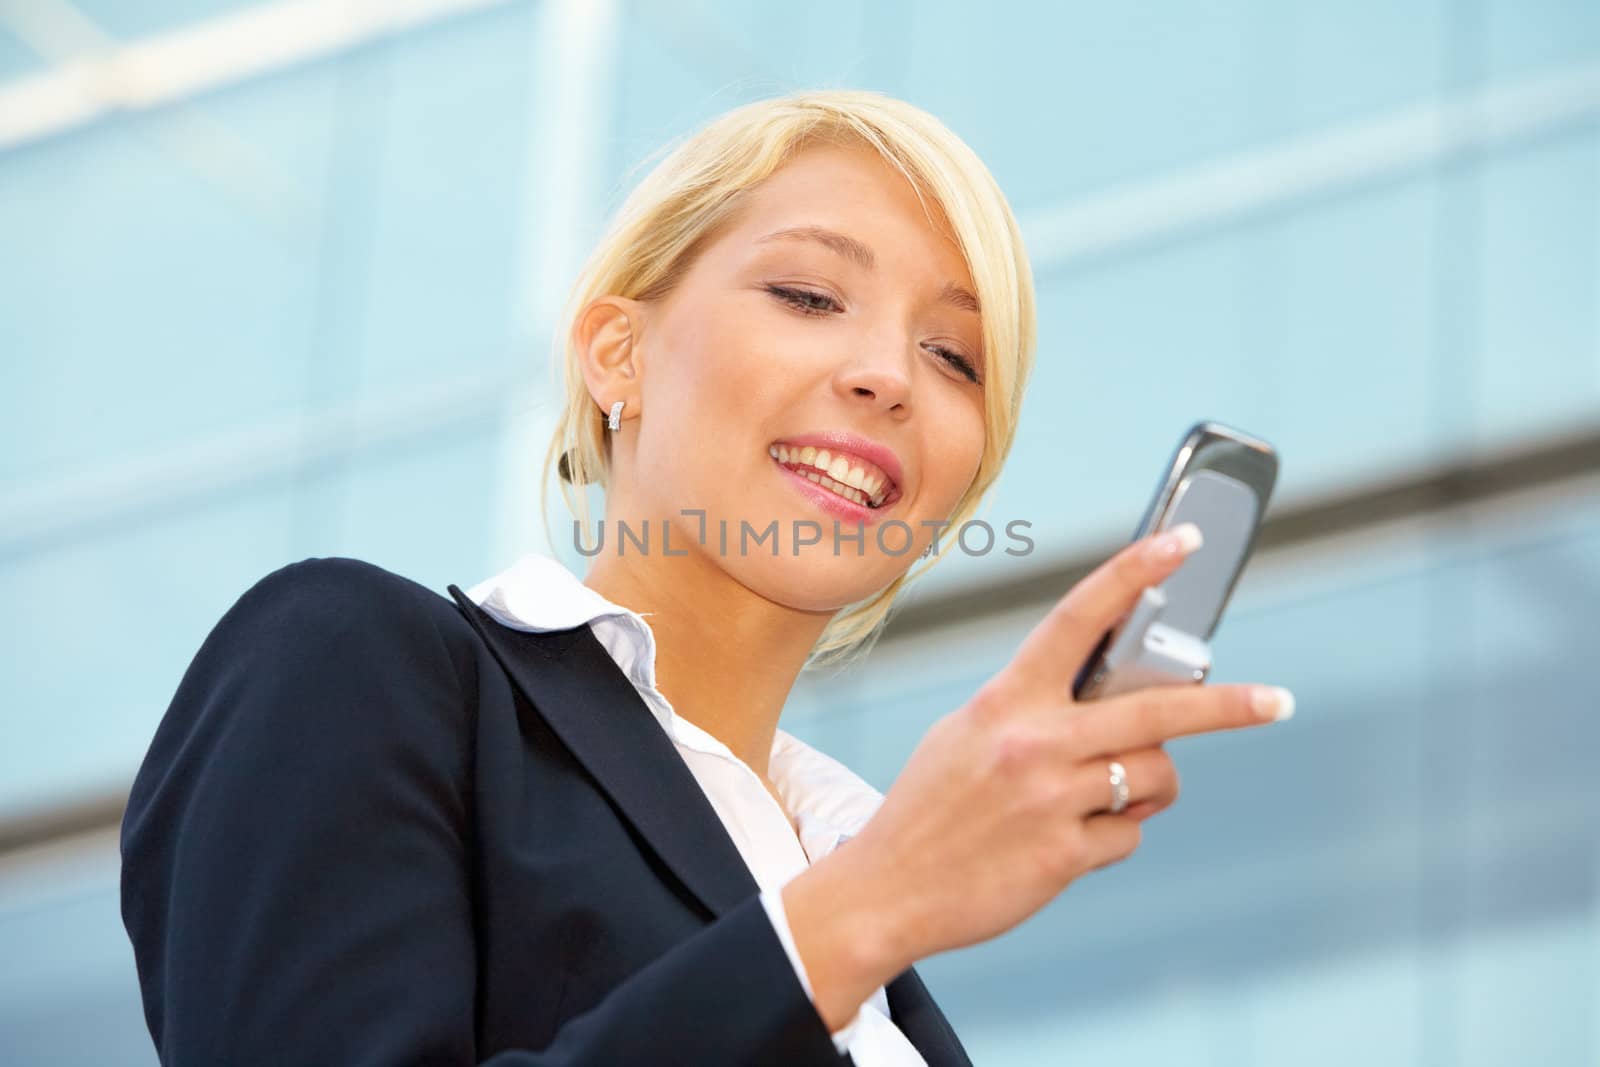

{"left": 1071, "top": 420, "right": 1279, "bottom": 702}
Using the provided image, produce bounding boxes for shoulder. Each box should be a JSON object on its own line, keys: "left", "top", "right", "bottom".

{"left": 238, "top": 555, "right": 466, "bottom": 627}
{"left": 126, "top": 560, "right": 488, "bottom": 934}
{"left": 228, "top": 556, "right": 476, "bottom": 655}
{"left": 188, "top": 556, "right": 485, "bottom": 713}
{"left": 141, "top": 558, "right": 487, "bottom": 807}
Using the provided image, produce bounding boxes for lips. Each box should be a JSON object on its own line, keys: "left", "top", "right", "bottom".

{"left": 769, "top": 431, "right": 903, "bottom": 496}
{"left": 767, "top": 437, "right": 903, "bottom": 511}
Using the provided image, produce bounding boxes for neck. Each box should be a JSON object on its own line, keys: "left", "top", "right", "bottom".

{"left": 580, "top": 533, "right": 832, "bottom": 781}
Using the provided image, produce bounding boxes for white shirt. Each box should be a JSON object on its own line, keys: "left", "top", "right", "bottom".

{"left": 467, "top": 553, "right": 927, "bottom": 1065}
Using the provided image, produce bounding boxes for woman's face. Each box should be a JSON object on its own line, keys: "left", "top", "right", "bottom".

{"left": 595, "top": 142, "right": 988, "bottom": 613}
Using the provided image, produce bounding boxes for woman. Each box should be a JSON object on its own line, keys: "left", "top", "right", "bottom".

{"left": 120, "top": 90, "right": 1293, "bottom": 1065}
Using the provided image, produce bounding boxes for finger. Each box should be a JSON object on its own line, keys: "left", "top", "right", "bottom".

{"left": 1079, "top": 812, "right": 1143, "bottom": 873}
{"left": 1072, "top": 682, "right": 1293, "bottom": 759}
{"left": 1067, "top": 745, "right": 1176, "bottom": 817}
{"left": 1008, "top": 523, "right": 1204, "bottom": 689}
{"left": 1121, "top": 798, "right": 1165, "bottom": 821}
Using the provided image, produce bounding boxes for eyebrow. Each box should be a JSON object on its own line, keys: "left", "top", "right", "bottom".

{"left": 754, "top": 225, "right": 981, "bottom": 313}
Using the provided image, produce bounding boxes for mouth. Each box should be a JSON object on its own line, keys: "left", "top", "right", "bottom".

{"left": 767, "top": 440, "right": 903, "bottom": 511}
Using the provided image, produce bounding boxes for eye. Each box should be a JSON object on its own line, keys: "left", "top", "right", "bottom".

{"left": 768, "top": 283, "right": 981, "bottom": 385}
{"left": 925, "top": 343, "right": 982, "bottom": 385}
{"left": 765, "top": 285, "right": 842, "bottom": 317}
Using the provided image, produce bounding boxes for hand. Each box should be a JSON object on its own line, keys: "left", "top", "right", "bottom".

{"left": 782, "top": 523, "right": 1294, "bottom": 1030}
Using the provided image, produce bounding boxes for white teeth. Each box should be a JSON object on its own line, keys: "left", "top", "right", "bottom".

{"left": 819, "top": 479, "right": 866, "bottom": 505}
{"left": 845, "top": 465, "right": 870, "bottom": 492}
{"left": 797, "top": 472, "right": 865, "bottom": 507}
{"left": 770, "top": 442, "right": 894, "bottom": 508}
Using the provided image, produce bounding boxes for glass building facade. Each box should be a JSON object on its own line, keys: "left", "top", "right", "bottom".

{"left": 2, "top": 2, "right": 1597, "bottom": 1062}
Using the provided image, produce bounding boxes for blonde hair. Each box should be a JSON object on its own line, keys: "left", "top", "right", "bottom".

{"left": 541, "top": 88, "right": 1037, "bottom": 670}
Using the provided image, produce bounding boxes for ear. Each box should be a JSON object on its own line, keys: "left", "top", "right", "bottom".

{"left": 573, "top": 296, "right": 644, "bottom": 423}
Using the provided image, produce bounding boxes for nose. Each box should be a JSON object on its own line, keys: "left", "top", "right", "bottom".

{"left": 833, "top": 339, "right": 912, "bottom": 415}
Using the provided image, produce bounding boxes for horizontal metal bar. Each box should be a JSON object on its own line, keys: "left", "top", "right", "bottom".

{"left": 880, "top": 420, "right": 1600, "bottom": 639}
{"left": 1020, "top": 61, "right": 1600, "bottom": 270}
{"left": 0, "top": 788, "right": 128, "bottom": 859}
{"left": 0, "top": 0, "right": 519, "bottom": 152}
{"left": 0, "top": 368, "right": 528, "bottom": 561}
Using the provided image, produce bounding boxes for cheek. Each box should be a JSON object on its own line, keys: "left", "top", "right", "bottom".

{"left": 632, "top": 313, "right": 777, "bottom": 500}
{"left": 644, "top": 304, "right": 821, "bottom": 439}
{"left": 646, "top": 305, "right": 776, "bottom": 408}
{"left": 923, "top": 397, "right": 987, "bottom": 510}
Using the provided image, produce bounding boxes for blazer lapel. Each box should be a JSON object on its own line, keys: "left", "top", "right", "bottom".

{"left": 449, "top": 586, "right": 972, "bottom": 1066}
{"left": 886, "top": 967, "right": 974, "bottom": 1066}
{"left": 448, "top": 585, "right": 761, "bottom": 921}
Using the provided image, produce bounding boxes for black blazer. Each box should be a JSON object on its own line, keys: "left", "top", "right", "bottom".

{"left": 120, "top": 556, "right": 973, "bottom": 1066}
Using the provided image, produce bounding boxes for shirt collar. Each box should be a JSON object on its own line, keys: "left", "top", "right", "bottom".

{"left": 465, "top": 553, "right": 886, "bottom": 840}
{"left": 468, "top": 552, "right": 665, "bottom": 703}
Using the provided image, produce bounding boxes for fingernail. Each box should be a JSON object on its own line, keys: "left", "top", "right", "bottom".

{"left": 1149, "top": 522, "right": 1203, "bottom": 561}
{"left": 1252, "top": 686, "right": 1296, "bottom": 722}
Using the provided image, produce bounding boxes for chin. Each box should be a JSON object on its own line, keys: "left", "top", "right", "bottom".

{"left": 727, "top": 549, "right": 903, "bottom": 615}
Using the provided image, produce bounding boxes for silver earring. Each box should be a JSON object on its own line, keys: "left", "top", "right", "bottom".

{"left": 607, "top": 400, "right": 624, "bottom": 432}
